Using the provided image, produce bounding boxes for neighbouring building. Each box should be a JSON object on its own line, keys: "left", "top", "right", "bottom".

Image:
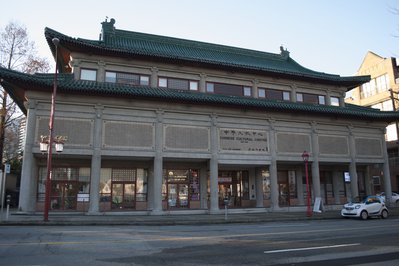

{"left": 0, "top": 19, "right": 398, "bottom": 215}
{"left": 346, "top": 51, "right": 399, "bottom": 193}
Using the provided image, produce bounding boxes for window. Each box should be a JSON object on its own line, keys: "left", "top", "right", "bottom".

{"left": 296, "top": 93, "right": 303, "bottom": 102}
{"left": 105, "top": 72, "right": 117, "bottom": 83}
{"left": 206, "top": 83, "right": 214, "bottom": 93}
{"left": 243, "top": 86, "right": 252, "bottom": 97}
{"left": 297, "top": 92, "right": 326, "bottom": 104}
{"left": 106, "top": 71, "right": 149, "bottom": 86}
{"left": 159, "top": 77, "right": 198, "bottom": 91}
{"left": 318, "top": 95, "right": 326, "bottom": 105}
{"left": 207, "top": 82, "right": 253, "bottom": 96}
{"left": 168, "top": 78, "right": 189, "bottom": 90}
{"left": 361, "top": 74, "right": 390, "bottom": 99}
{"left": 140, "top": 76, "right": 150, "bottom": 86}
{"left": 331, "top": 97, "right": 340, "bottom": 106}
{"left": 189, "top": 81, "right": 198, "bottom": 91}
{"left": 158, "top": 77, "right": 167, "bottom": 87}
{"left": 258, "top": 88, "right": 266, "bottom": 98}
{"left": 259, "top": 88, "right": 290, "bottom": 101}
{"left": 80, "top": 69, "right": 97, "bottom": 81}
{"left": 283, "top": 91, "right": 290, "bottom": 101}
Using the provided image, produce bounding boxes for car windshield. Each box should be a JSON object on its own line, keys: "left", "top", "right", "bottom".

{"left": 350, "top": 196, "right": 370, "bottom": 203}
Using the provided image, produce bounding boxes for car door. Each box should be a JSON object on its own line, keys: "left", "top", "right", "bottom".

{"left": 367, "top": 197, "right": 382, "bottom": 214}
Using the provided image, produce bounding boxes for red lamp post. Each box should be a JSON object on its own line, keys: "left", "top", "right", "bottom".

{"left": 302, "top": 151, "right": 312, "bottom": 217}
{"left": 43, "top": 38, "right": 60, "bottom": 222}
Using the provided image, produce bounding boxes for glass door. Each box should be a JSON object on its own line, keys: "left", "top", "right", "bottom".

{"left": 50, "top": 181, "right": 78, "bottom": 210}
{"left": 111, "top": 183, "right": 136, "bottom": 209}
{"left": 167, "top": 184, "right": 189, "bottom": 209}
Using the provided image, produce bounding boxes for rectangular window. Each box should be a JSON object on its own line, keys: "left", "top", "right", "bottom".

{"left": 189, "top": 81, "right": 199, "bottom": 91}
{"left": 140, "top": 76, "right": 150, "bottom": 86}
{"left": 106, "top": 71, "right": 149, "bottom": 86}
{"left": 167, "top": 78, "right": 189, "bottom": 90}
{"left": 243, "top": 86, "right": 252, "bottom": 97}
{"left": 213, "top": 83, "right": 243, "bottom": 96}
{"left": 296, "top": 93, "right": 303, "bottom": 102}
{"left": 80, "top": 69, "right": 97, "bottom": 81}
{"left": 331, "top": 97, "right": 340, "bottom": 106}
{"left": 206, "top": 82, "right": 214, "bottom": 93}
{"left": 105, "top": 72, "right": 117, "bottom": 83}
{"left": 283, "top": 91, "right": 290, "bottom": 101}
{"left": 158, "top": 77, "right": 167, "bottom": 87}
{"left": 258, "top": 88, "right": 266, "bottom": 98}
{"left": 297, "top": 92, "right": 324, "bottom": 104}
{"left": 318, "top": 95, "right": 326, "bottom": 105}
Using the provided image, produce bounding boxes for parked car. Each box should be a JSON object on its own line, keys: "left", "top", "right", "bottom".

{"left": 341, "top": 195, "right": 388, "bottom": 220}
{"left": 378, "top": 192, "right": 399, "bottom": 206}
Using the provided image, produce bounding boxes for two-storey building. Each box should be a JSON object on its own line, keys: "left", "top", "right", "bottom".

{"left": 1, "top": 18, "right": 398, "bottom": 215}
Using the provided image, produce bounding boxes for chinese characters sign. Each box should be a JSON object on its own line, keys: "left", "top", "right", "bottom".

{"left": 219, "top": 128, "right": 268, "bottom": 152}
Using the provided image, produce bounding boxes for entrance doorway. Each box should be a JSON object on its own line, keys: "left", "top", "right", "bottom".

{"left": 218, "top": 171, "right": 249, "bottom": 207}
{"left": 50, "top": 181, "right": 79, "bottom": 210}
{"left": 167, "top": 184, "right": 189, "bottom": 208}
{"left": 111, "top": 183, "right": 135, "bottom": 209}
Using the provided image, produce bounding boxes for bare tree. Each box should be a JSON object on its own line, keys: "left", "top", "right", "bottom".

{"left": 0, "top": 21, "right": 50, "bottom": 167}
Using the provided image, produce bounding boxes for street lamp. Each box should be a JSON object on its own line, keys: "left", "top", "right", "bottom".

{"left": 43, "top": 37, "right": 60, "bottom": 222}
{"left": 302, "top": 151, "right": 312, "bottom": 217}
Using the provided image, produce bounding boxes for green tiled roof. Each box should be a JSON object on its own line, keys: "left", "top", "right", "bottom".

{"left": 44, "top": 19, "right": 369, "bottom": 87}
{"left": 0, "top": 67, "right": 397, "bottom": 122}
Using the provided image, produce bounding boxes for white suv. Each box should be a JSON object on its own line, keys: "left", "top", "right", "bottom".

{"left": 341, "top": 195, "right": 389, "bottom": 220}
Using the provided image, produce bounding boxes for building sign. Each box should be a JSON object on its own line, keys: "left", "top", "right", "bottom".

{"left": 219, "top": 128, "right": 268, "bottom": 152}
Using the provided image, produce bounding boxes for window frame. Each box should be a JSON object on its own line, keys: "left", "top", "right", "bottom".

{"left": 80, "top": 68, "right": 97, "bottom": 81}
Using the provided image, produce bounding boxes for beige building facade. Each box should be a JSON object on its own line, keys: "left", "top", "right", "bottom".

{"left": 346, "top": 51, "right": 399, "bottom": 192}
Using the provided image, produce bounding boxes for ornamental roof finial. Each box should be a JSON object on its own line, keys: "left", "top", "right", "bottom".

{"left": 280, "top": 45, "right": 290, "bottom": 59}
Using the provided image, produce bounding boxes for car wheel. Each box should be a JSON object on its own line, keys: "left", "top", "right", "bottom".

{"left": 381, "top": 209, "right": 388, "bottom": 219}
{"left": 360, "top": 210, "right": 368, "bottom": 220}
{"left": 396, "top": 200, "right": 399, "bottom": 207}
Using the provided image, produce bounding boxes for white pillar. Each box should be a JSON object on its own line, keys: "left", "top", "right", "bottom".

{"left": 88, "top": 105, "right": 103, "bottom": 214}
{"left": 311, "top": 122, "right": 321, "bottom": 200}
{"left": 199, "top": 73, "right": 207, "bottom": 93}
{"left": 19, "top": 100, "right": 37, "bottom": 213}
{"left": 348, "top": 126, "right": 359, "bottom": 198}
{"left": 209, "top": 114, "right": 219, "bottom": 213}
{"left": 269, "top": 119, "right": 279, "bottom": 210}
{"left": 200, "top": 165, "right": 208, "bottom": 209}
{"left": 382, "top": 133, "right": 393, "bottom": 203}
{"left": 150, "top": 67, "right": 158, "bottom": 88}
{"left": 151, "top": 110, "right": 163, "bottom": 214}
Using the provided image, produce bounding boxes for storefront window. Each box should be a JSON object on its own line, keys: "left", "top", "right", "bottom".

{"left": 262, "top": 170, "right": 271, "bottom": 200}
{"left": 100, "top": 168, "right": 112, "bottom": 202}
{"left": 136, "top": 168, "right": 148, "bottom": 201}
{"left": 163, "top": 169, "right": 200, "bottom": 209}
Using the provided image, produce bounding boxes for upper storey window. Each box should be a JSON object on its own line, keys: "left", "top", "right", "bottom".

{"left": 206, "top": 82, "right": 251, "bottom": 97}
{"left": 80, "top": 69, "right": 97, "bottom": 81}
{"left": 158, "top": 77, "right": 198, "bottom": 91}
{"left": 360, "top": 74, "right": 389, "bottom": 99}
{"left": 296, "top": 93, "right": 325, "bottom": 105}
{"left": 105, "top": 71, "right": 149, "bottom": 86}
{"left": 258, "top": 88, "right": 290, "bottom": 101}
{"left": 331, "top": 97, "right": 340, "bottom": 106}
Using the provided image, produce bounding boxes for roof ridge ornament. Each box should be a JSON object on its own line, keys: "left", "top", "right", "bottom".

{"left": 100, "top": 17, "right": 116, "bottom": 41}
{"left": 280, "top": 45, "right": 290, "bottom": 59}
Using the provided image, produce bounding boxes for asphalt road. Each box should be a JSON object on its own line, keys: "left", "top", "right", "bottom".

{"left": 0, "top": 218, "right": 398, "bottom": 265}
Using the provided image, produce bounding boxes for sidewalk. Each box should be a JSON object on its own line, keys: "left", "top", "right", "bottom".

{"left": 1, "top": 207, "right": 398, "bottom": 226}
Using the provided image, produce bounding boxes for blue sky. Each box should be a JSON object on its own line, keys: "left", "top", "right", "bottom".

{"left": 0, "top": 0, "right": 398, "bottom": 76}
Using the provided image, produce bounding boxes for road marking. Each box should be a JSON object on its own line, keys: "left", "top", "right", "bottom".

{"left": 264, "top": 243, "right": 360, "bottom": 254}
